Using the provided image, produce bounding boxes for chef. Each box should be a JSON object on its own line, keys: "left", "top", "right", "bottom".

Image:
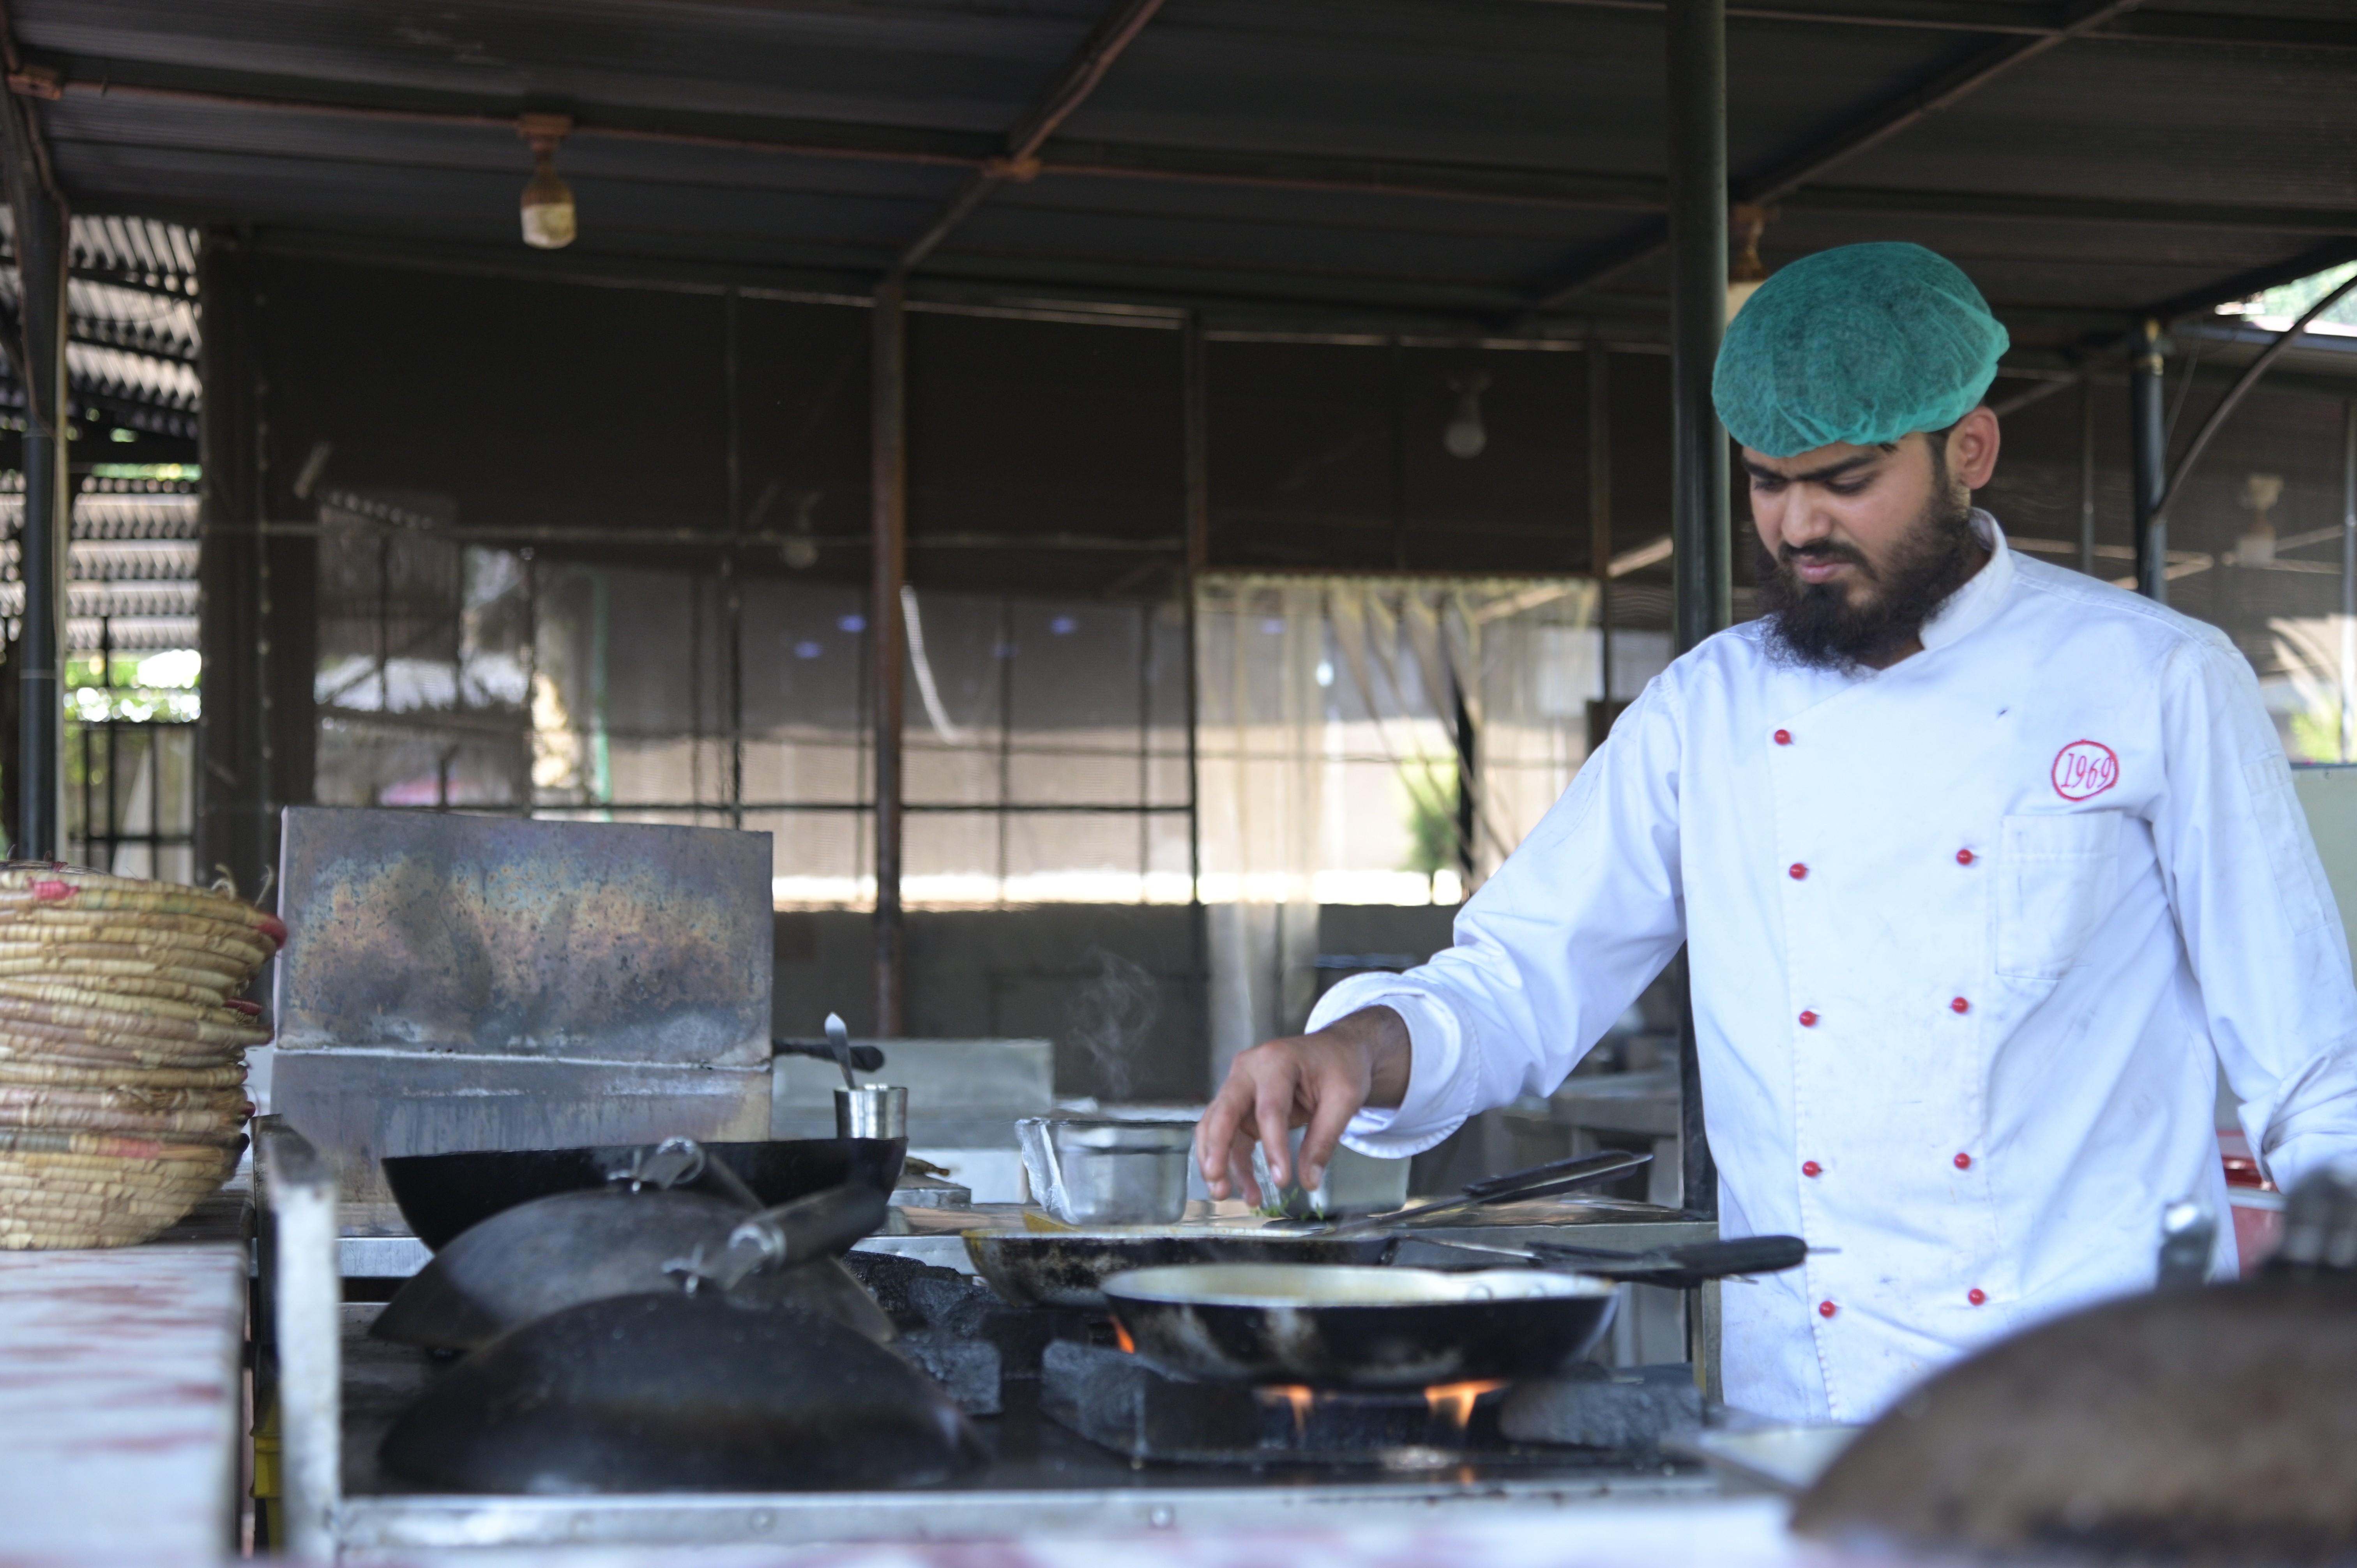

{"left": 1194, "top": 242, "right": 2357, "bottom": 1424}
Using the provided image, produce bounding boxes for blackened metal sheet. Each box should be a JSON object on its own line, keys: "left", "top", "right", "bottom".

{"left": 274, "top": 807, "right": 772, "bottom": 1066}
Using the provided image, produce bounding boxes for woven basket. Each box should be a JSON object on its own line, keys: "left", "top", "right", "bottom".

{"left": 0, "top": 1142, "right": 240, "bottom": 1249}
{"left": 0, "top": 1058, "right": 247, "bottom": 1089}
{"left": 0, "top": 865, "right": 284, "bottom": 934}
{"left": 0, "top": 1028, "right": 248, "bottom": 1072}
{"left": 0, "top": 869, "right": 270, "bottom": 1247}
{"left": 0, "top": 1101, "right": 247, "bottom": 1141}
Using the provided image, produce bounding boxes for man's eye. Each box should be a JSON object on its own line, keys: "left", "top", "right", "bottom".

{"left": 1751, "top": 476, "right": 1785, "bottom": 493}
{"left": 1824, "top": 480, "right": 1867, "bottom": 497}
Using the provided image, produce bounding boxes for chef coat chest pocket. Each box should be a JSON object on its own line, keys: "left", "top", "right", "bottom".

{"left": 1996, "top": 811, "right": 2123, "bottom": 980}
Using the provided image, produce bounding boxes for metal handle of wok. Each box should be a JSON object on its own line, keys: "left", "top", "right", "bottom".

{"left": 1422, "top": 1232, "right": 1810, "bottom": 1287}
{"left": 719, "top": 1184, "right": 891, "bottom": 1287}
{"left": 775, "top": 1038, "right": 888, "bottom": 1073}
{"left": 1320, "top": 1148, "right": 1653, "bottom": 1236}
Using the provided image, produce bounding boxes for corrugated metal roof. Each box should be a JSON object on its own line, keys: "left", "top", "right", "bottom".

{"left": 7, "top": 0, "right": 2353, "bottom": 355}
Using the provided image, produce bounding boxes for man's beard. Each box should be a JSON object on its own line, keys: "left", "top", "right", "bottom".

{"left": 1754, "top": 480, "right": 1980, "bottom": 672}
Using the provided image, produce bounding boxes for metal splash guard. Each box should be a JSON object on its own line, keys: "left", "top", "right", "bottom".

{"left": 274, "top": 808, "right": 772, "bottom": 1067}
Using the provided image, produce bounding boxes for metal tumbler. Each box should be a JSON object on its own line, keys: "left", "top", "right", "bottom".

{"left": 835, "top": 1083, "right": 908, "bottom": 1140}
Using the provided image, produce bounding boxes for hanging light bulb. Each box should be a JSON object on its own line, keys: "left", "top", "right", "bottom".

{"left": 1444, "top": 371, "right": 1490, "bottom": 460}
{"left": 2236, "top": 471, "right": 2284, "bottom": 565}
{"left": 1726, "top": 202, "right": 1772, "bottom": 323}
{"left": 518, "top": 113, "right": 578, "bottom": 250}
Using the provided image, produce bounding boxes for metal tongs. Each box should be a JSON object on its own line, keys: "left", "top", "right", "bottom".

{"left": 1294, "top": 1149, "right": 1656, "bottom": 1236}
{"left": 1418, "top": 1231, "right": 1811, "bottom": 1288}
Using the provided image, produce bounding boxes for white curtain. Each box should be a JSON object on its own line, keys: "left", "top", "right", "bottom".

{"left": 1195, "top": 575, "right": 1597, "bottom": 1079}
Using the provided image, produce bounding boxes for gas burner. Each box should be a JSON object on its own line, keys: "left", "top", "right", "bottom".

{"left": 1040, "top": 1343, "right": 1701, "bottom": 1468}
{"left": 1042, "top": 1342, "right": 1510, "bottom": 1467}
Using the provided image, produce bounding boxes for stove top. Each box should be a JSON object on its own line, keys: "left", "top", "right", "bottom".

{"left": 330, "top": 1257, "right": 1714, "bottom": 1553}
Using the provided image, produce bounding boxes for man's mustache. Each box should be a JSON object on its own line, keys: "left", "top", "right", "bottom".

{"left": 1779, "top": 539, "right": 1874, "bottom": 577}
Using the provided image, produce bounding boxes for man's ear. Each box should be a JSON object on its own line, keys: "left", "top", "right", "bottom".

{"left": 1946, "top": 405, "right": 2002, "bottom": 491}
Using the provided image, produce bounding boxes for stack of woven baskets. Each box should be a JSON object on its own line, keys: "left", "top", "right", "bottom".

{"left": 0, "top": 865, "right": 281, "bottom": 1248}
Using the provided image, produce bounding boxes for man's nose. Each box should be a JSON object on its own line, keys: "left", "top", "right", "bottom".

{"left": 1780, "top": 497, "right": 1838, "bottom": 547}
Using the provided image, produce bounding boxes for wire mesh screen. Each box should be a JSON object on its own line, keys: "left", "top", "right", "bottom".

{"left": 311, "top": 510, "right": 1193, "bottom": 906}
{"left": 65, "top": 719, "right": 195, "bottom": 882}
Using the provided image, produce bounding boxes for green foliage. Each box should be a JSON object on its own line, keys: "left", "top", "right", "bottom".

{"left": 2289, "top": 704, "right": 2346, "bottom": 764}
{"left": 1401, "top": 757, "right": 1459, "bottom": 877}
{"left": 2232, "top": 262, "right": 2357, "bottom": 330}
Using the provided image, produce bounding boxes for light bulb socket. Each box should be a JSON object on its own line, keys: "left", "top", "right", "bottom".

{"left": 518, "top": 113, "right": 579, "bottom": 250}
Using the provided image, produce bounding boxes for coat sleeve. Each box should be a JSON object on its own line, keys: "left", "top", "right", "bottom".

{"left": 1316, "top": 671, "right": 1693, "bottom": 1158}
{"left": 2152, "top": 633, "right": 2357, "bottom": 1192}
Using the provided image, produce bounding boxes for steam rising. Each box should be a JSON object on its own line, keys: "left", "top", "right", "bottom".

{"left": 1068, "top": 947, "right": 1158, "bottom": 1103}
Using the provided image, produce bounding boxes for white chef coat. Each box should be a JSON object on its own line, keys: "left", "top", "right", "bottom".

{"left": 1313, "top": 512, "right": 2357, "bottom": 1424}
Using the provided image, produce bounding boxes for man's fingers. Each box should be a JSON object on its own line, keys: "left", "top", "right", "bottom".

{"left": 1254, "top": 1070, "right": 1295, "bottom": 1193}
{"left": 1197, "top": 1075, "right": 1254, "bottom": 1197}
{"left": 1195, "top": 1082, "right": 1245, "bottom": 1196}
{"left": 1295, "top": 1083, "right": 1358, "bottom": 1197}
{"left": 1226, "top": 1129, "right": 1264, "bottom": 1208}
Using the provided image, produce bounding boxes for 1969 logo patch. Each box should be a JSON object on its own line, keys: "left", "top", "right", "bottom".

{"left": 2051, "top": 740, "right": 2119, "bottom": 802}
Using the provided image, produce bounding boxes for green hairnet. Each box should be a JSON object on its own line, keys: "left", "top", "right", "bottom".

{"left": 1712, "top": 242, "right": 2010, "bottom": 457}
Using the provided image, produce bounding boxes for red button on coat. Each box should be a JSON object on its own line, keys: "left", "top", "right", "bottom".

{"left": 1802, "top": 1160, "right": 1822, "bottom": 1178}
{"left": 1818, "top": 1300, "right": 1838, "bottom": 1319}
{"left": 1774, "top": 729, "right": 1792, "bottom": 746}
{"left": 1950, "top": 996, "right": 1970, "bottom": 1014}
{"left": 1956, "top": 849, "right": 1976, "bottom": 866}
{"left": 1954, "top": 1152, "right": 1973, "bottom": 1170}
{"left": 1968, "top": 1288, "right": 1987, "bottom": 1306}
{"left": 1789, "top": 863, "right": 1808, "bottom": 880}
{"left": 1798, "top": 1010, "right": 1819, "bottom": 1028}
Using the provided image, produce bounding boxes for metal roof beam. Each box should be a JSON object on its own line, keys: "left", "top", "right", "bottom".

{"left": 2140, "top": 239, "right": 2357, "bottom": 326}
{"left": 1515, "top": 0, "right": 2357, "bottom": 49}
{"left": 38, "top": 66, "right": 2353, "bottom": 241}
{"left": 1527, "top": 0, "right": 2147, "bottom": 308}
{"left": 884, "top": 0, "right": 1168, "bottom": 283}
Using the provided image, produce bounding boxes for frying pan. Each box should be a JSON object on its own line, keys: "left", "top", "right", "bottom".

{"left": 1102, "top": 1236, "right": 1809, "bottom": 1390}
{"left": 382, "top": 1135, "right": 906, "bottom": 1250}
{"left": 378, "top": 1293, "right": 984, "bottom": 1494}
{"left": 371, "top": 1182, "right": 891, "bottom": 1350}
{"left": 968, "top": 1231, "right": 1397, "bottom": 1310}
{"left": 967, "top": 1148, "right": 1655, "bottom": 1311}
{"left": 1102, "top": 1264, "right": 1620, "bottom": 1389}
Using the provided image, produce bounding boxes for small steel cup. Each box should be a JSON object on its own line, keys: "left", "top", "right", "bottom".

{"left": 835, "top": 1083, "right": 907, "bottom": 1140}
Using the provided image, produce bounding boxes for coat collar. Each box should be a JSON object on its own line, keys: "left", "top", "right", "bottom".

{"left": 1916, "top": 509, "right": 2014, "bottom": 655}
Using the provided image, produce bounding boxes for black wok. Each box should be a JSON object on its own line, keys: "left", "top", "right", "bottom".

{"left": 383, "top": 1136, "right": 906, "bottom": 1249}
{"left": 379, "top": 1293, "right": 983, "bottom": 1494}
{"left": 372, "top": 1182, "right": 892, "bottom": 1350}
{"left": 1103, "top": 1263, "right": 1620, "bottom": 1389}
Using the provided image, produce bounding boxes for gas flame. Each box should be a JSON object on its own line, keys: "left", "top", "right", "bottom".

{"left": 1112, "top": 1321, "right": 1136, "bottom": 1354}
{"left": 1422, "top": 1379, "right": 1505, "bottom": 1437}
{"left": 1256, "top": 1383, "right": 1317, "bottom": 1440}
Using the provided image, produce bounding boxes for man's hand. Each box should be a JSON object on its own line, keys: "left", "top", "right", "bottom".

{"left": 1195, "top": 1006, "right": 1412, "bottom": 1205}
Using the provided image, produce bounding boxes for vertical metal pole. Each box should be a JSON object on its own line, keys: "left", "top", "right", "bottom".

{"left": 1668, "top": 0, "right": 1730, "bottom": 657}
{"left": 1136, "top": 608, "right": 1151, "bottom": 901}
{"left": 14, "top": 173, "right": 65, "bottom": 859}
{"left": 994, "top": 597, "right": 1013, "bottom": 905}
{"left": 725, "top": 288, "right": 745, "bottom": 830}
{"left": 2341, "top": 399, "right": 2355, "bottom": 763}
{"left": 197, "top": 229, "right": 269, "bottom": 898}
{"left": 1388, "top": 342, "right": 1409, "bottom": 570}
{"left": 2079, "top": 379, "right": 2098, "bottom": 577}
{"left": 1181, "top": 312, "right": 1210, "bottom": 1092}
{"left": 1588, "top": 338, "right": 1614, "bottom": 735}
{"left": 2132, "top": 318, "right": 2169, "bottom": 602}
{"left": 870, "top": 282, "right": 908, "bottom": 1036}
{"left": 1666, "top": 0, "right": 1725, "bottom": 1238}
